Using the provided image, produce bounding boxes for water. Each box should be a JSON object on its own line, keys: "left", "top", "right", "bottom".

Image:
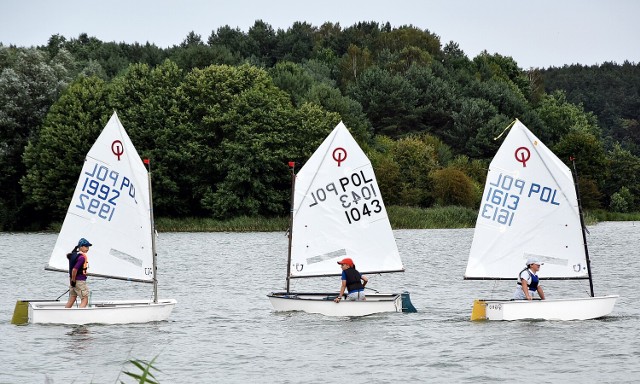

{"left": 1, "top": 222, "right": 639, "bottom": 383}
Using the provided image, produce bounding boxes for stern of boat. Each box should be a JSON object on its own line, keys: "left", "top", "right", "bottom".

{"left": 400, "top": 291, "right": 417, "bottom": 313}
{"left": 11, "top": 300, "right": 29, "bottom": 325}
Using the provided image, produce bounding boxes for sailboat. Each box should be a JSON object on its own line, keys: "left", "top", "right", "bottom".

{"left": 12, "top": 112, "right": 176, "bottom": 325}
{"left": 465, "top": 119, "right": 618, "bottom": 321}
{"left": 267, "top": 122, "right": 416, "bottom": 316}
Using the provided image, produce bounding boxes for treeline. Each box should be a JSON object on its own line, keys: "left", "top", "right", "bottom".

{"left": 1, "top": 20, "right": 639, "bottom": 230}
{"left": 543, "top": 62, "right": 640, "bottom": 154}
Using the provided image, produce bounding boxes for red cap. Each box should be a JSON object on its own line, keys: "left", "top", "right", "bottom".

{"left": 337, "top": 258, "right": 354, "bottom": 267}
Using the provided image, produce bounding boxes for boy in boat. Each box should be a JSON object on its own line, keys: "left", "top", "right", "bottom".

{"left": 334, "top": 258, "right": 368, "bottom": 302}
{"left": 514, "top": 257, "right": 546, "bottom": 300}
{"left": 65, "top": 238, "right": 92, "bottom": 308}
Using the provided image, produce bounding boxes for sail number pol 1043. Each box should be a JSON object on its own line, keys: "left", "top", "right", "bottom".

{"left": 480, "top": 172, "right": 561, "bottom": 226}
{"left": 75, "top": 163, "right": 137, "bottom": 221}
{"left": 307, "top": 169, "right": 383, "bottom": 225}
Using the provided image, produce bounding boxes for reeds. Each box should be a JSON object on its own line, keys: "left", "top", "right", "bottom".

{"left": 155, "top": 215, "right": 289, "bottom": 232}
{"left": 387, "top": 205, "right": 478, "bottom": 229}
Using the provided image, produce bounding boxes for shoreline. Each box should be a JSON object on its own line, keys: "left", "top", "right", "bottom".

{"left": 10, "top": 206, "right": 640, "bottom": 233}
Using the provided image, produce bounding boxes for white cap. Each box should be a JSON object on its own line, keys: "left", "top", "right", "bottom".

{"left": 526, "top": 257, "right": 543, "bottom": 266}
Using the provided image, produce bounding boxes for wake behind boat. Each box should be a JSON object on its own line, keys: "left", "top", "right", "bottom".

{"left": 267, "top": 122, "right": 416, "bottom": 316}
{"left": 12, "top": 112, "right": 176, "bottom": 325}
{"left": 465, "top": 119, "right": 617, "bottom": 321}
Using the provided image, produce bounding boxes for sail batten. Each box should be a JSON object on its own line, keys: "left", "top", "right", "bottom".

{"left": 466, "top": 120, "right": 588, "bottom": 280}
{"left": 47, "top": 112, "right": 154, "bottom": 282}
{"left": 289, "top": 122, "right": 403, "bottom": 278}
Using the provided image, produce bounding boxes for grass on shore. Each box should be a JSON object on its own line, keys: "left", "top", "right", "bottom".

{"left": 154, "top": 205, "right": 477, "bottom": 232}
{"left": 44, "top": 206, "right": 640, "bottom": 233}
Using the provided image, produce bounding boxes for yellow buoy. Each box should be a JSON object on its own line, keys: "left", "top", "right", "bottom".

{"left": 11, "top": 300, "right": 29, "bottom": 325}
{"left": 470, "top": 299, "right": 487, "bottom": 321}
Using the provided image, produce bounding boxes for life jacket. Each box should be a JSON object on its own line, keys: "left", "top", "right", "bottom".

{"left": 344, "top": 267, "right": 364, "bottom": 293}
{"left": 68, "top": 251, "right": 89, "bottom": 277}
{"left": 516, "top": 267, "right": 539, "bottom": 291}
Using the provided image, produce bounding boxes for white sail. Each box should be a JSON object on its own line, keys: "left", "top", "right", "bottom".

{"left": 466, "top": 120, "right": 588, "bottom": 279}
{"left": 289, "top": 122, "right": 403, "bottom": 277}
{"left": 47, "top": 112, "right": 153, "bottom": 282}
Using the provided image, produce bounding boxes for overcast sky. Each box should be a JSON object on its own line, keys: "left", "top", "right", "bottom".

{"left": 1, "top": 0, "right": 638, "bottom": 69}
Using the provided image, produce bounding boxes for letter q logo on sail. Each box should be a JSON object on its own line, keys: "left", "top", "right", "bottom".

{"left": 514, "top": 147, "right": 530, "bottom": 167}
{"left": 112, "top": 140, "right": 124, "bottom": 161}
{"left": 333, "top": 147, "right": 347, "bottom": 167}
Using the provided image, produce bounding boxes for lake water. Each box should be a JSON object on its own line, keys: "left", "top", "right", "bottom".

{"left": 1, "top": 222, "right": 639, "bottom": 383}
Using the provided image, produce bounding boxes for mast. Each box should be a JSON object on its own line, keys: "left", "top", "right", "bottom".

{"left": 286, "top": 161, "right": 296, "bottom": 293}
{"left": 570, "top": 156, "right": 595, "bottom": 297}
{"left": 144, "top": 158, "right": 158, "bottom": 303}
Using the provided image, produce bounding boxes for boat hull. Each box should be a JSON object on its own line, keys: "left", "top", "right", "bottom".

{"left": 267, "top": 292, "right": 415, "bottom": 317}
{"left": 13, "top": 299, "right": 177, "bottom": 325}
{"left": 471, "top": 295, "right": 618, "bottom": 321}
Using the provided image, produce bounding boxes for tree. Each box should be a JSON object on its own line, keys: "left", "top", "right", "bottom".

{"left": 347, "top": 66, "right": 420, "bottom": 137}
{"left": 0, "top": 47, "right": 75, "bottom": 229}
{"left": 389, "top": 136, "right": 439, "bottom": 206}
{"left": 610, "top": 187, "right": 632, "bottom": 213}
{"left": 275, "top": 21, "right": 316, "bottom": 63}
{"left": 430, "top": 168, "right": 477, "bottom": 208}
{"left": 21, "top": 76, "right": 111, "bottom": 221}
{"left": 603, "top": 143, "right": 640, "bottom": 210}
{"left": 535, "top": 90, "right": 600, "bottom": 147}
{"left": 247, "top": 20, "right": 277, "bottom": 67}
{"left": 109, "top": 60, "right": 187, "bottom": 216}
{"left": 176, "top": 63, "right": 338, "bottom": 218}
{"left": 338, "top": 44, "right": 372, "bottom": 87}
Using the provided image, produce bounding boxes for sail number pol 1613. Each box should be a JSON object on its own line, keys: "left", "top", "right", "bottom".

{"left": 480, "top": 172, "right": 561, "bottom": 227}
{"left": 75, "top": 163, "right": 137, "bottom": 221}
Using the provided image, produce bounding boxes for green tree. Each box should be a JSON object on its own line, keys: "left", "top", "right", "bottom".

{"left": 430, "top": 168, "right": 477, "bottom": 208}
{"left": 176, "top": 64, "right": 338, "bottom": 218}
{"left": 0, "top": 47, "right": 75, "bottom": 229}
{"left": 535, "top": 90, "right": 600, "bottom": 146}
{"left": 603, "top": 143, "right": 640, "bottom": 210}
{"left": 609, "top": 187, "right": 632, "bottom": 213}
{"left": 390, "top": 136, "right": 438, "bottom": 206}
{"left": 21, "top": 76, "right": 111, "bottom": 221}
{"left": 347, "top": 66, "right": 419, "bottom": 136}
{"left": 109, "top": 60, "right": 187, "bottom": 216}
{"left": 275, "top": 21, "right": 316, "bottom": 63}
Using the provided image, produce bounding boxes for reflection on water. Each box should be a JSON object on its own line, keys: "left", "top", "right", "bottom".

{"left": 66, "top": 325, "right": 92, "bottom": 346}
{"left": 0, "top": 223, "right": 639, "bottom": 383}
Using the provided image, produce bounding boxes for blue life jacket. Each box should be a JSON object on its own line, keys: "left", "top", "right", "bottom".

{"left": 517, "top": 268, "right": 539, "bottom": 291}
{"left": 344, "top": 268, "right": 364, "bottom": 293}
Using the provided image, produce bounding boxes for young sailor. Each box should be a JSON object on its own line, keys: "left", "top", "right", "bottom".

{"left": 65, "top": 238, "right": 92, "bottom": 308}
{"left": 514, "top": 257, "right": 546, "bottom": 300}
{"left": 334, "top": 258, "right": 369, "bottom": 302}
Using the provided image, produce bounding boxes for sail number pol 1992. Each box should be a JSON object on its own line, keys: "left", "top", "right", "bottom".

{"left": 75, "top": 163, "right": 137, "bottom": 221}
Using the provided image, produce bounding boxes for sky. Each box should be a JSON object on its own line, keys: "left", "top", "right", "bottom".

{"left": 1, "top": 0, "right": 639, "bottom": 69}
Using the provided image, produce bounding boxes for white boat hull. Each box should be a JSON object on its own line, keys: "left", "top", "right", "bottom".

{"left": 473, "top": 295, "right": 618, "bottom": 321}
{"left": 14, "top": 299, "right": 177, "bottom": 325}
{"left": 267, "top": 292, "right": 415, "bottom": 317}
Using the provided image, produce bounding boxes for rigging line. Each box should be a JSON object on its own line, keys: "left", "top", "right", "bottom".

{"left": 493, "top": 119, "right": 518, "bottom": 141}
{"left": 491, "top": 280, "right": 499, "bottom": 297}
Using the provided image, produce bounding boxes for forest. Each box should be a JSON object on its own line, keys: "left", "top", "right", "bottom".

{"left": 1, "top": 20, "right": 639, "bottom": 230}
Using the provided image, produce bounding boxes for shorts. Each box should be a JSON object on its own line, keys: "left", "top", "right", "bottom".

{"left": 70, "top": 280, "right": 89, "bottom": 299}
{"left": 346, "top": 290, "right": 366, "bottom": 301}
{"left": 513, "top": 287, "right": 539, "bottom": 300}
